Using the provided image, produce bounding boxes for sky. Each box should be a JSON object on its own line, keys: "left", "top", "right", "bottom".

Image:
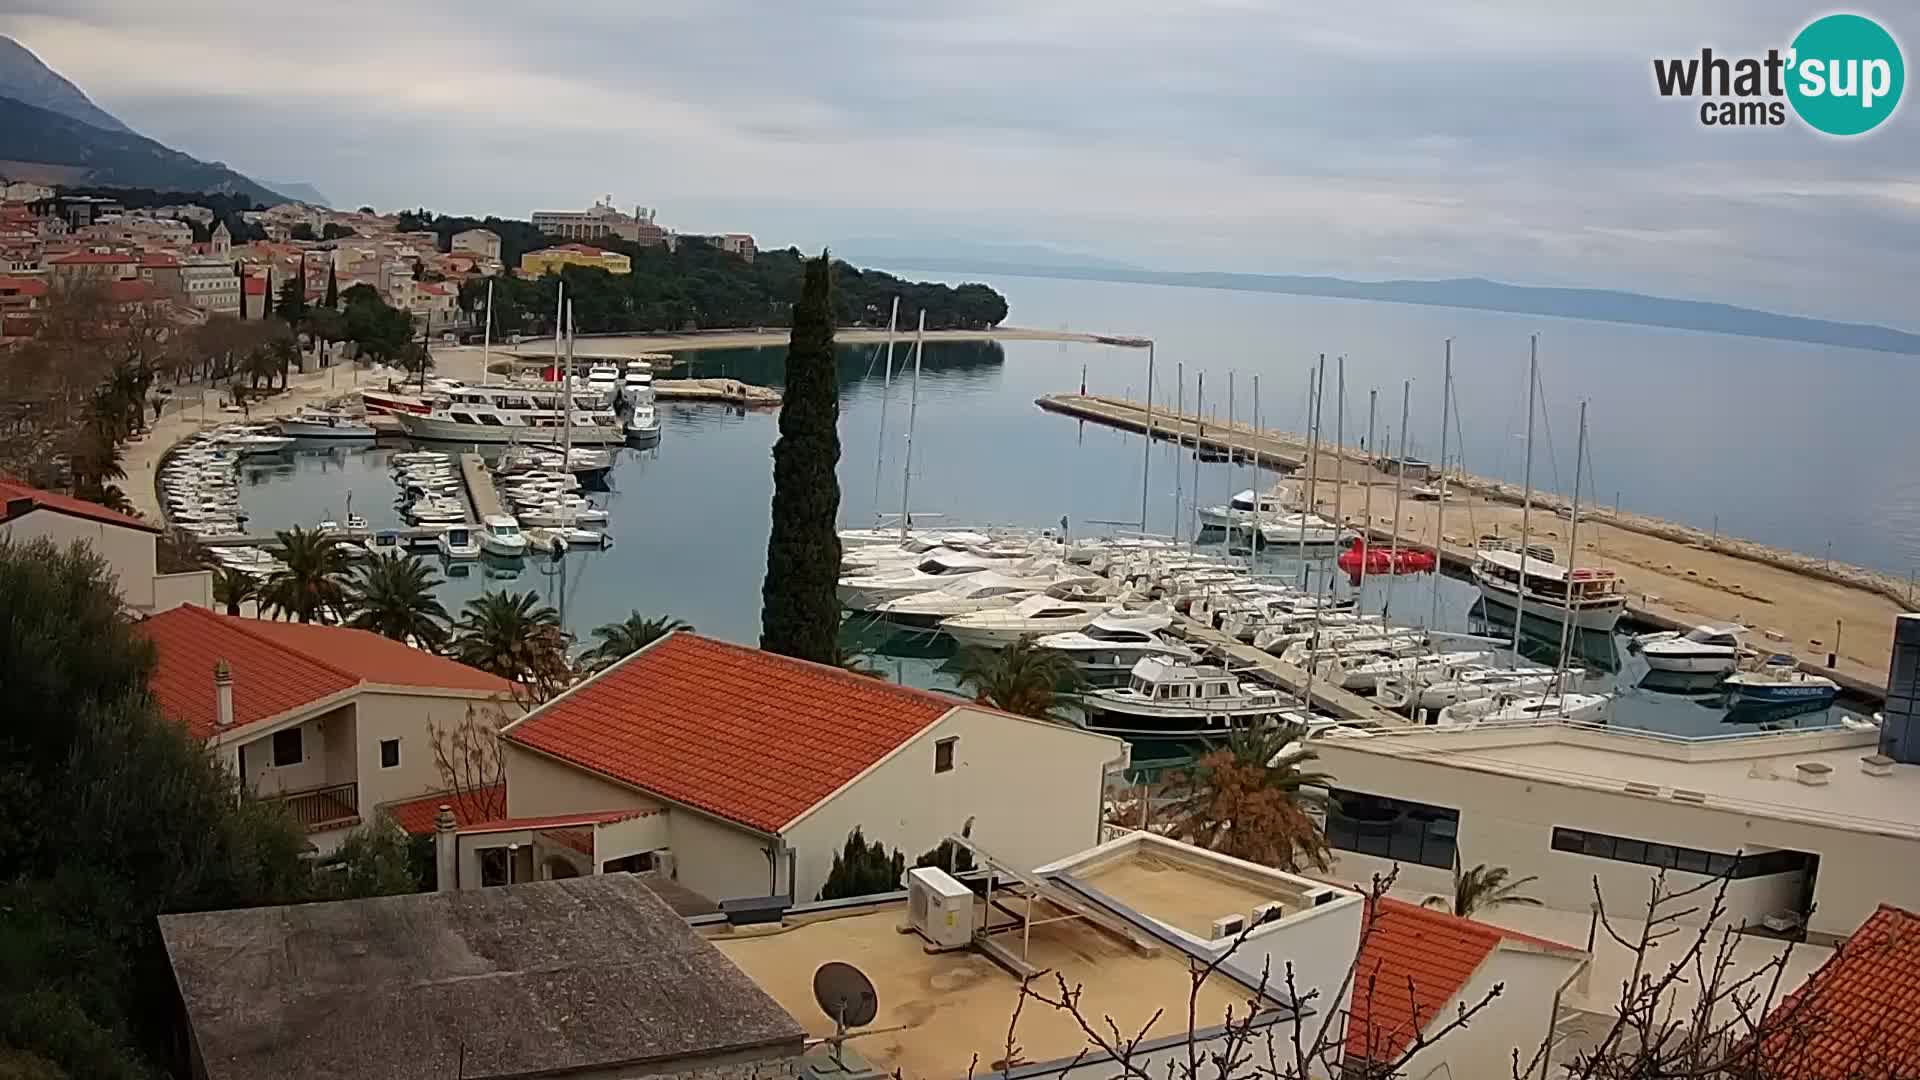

{"left": 4, "top": 1, "right": 1915, "bottom": 326}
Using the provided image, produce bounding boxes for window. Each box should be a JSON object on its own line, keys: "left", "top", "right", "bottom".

{"left": 1325, "top": 788, "right": 1459, "bottom": 869}
{"left": 380, "top": 739, "right": 400, "bottom": 769}
{"left": 1550, "top": 828, "right": 1811, "bottom": 879}
{"left": 934, "top": 737, "right": 957, "bottom": 774}
{"left": 602, "top": 851, "right": 656, "bottom": 874}
{"left": 272, "top": 728, "right": 303, "bottom": 767}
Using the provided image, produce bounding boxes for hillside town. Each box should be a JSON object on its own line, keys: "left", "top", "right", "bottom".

{"left": 0, "top": 187, "right": 755, "bottom": 341}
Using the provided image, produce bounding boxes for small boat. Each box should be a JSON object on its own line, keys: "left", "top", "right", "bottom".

{"left": 437, "top": 525, "right": 481, "bottom": 561}
{"left": 1033, "top": 609, "right": 1198, "bottom": 684}
{"left": 1633, "top": 624, "right": 1748, "bottom": 674}
{"left": 1724, "top": 658, "right": 1840, "bottom": 707}
{"left": 1377, "top": 666, "right": 1562, "bottom": 712}
{"left": 1078, "top": 656, "right": 1303, "bottom": 741}
{"left": 276, "top": 410, "right": 377, "bottom": 439}
{"left": 625, "top": 403, "right": 661, "bottom": 443}
{"left": 479, "top": 514, "right": 529, "bottom": 558}
{"left": 1197, "top": 488, "right": 1292, "bottom": 528}
{"left": 837, "top": 551, "right": 1015, "bottom": 610}
{"left": 362, "top": 530, "right": 406, "bottom": 559}
{"left": 1316, "top": 650, "right": 1495, "bottom": 694}
{"left": 1436, "top": 691, "right": 1612, "bottom": 727}
{"left": 1255, "top": 514, "right": 1347, "bottom": 547}
{"left": 874, "top": 573, "right": 1101, "bottom": 628}
{"left": 521, "top": 528, "right": 570, "bottom": 556}
{"left": 213, "top": 432, "right": 295, "bottom": 455}
{"left": 1336, "top": 538, "right": 1436, "bottom": 577}
{"left": 939, "top": 594, "right": 1127, "bottom": 650}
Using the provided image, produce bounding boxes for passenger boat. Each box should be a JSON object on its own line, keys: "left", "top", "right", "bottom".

{"left": 1471, "top": 540, "right": 1627, "bottom": 633}
{"left": 393, "top": 384, "right": 623, "bottom": 445}
{"left": 1078, "top": 656, "right": 1301, "bottom": 740}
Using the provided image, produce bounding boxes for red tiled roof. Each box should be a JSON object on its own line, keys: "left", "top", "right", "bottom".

{"left": 0, "top": 276, "right": 47, "bottom": 298}
{"left": 0, "top": 475, "right": 158, "bottom": 533}
{"left": 1762, "top": 904, "right": 1920, "bottom": 1079}
{"left": 242, "top": 276, "right": 267, "bottom": 295}
{"left": 457, "top": 808, "right": 655, "bottom": 834}
{"left": 139, "top": 252, "right": 179, "bottom": 268}
{"left": 505, "top": 633, "right": 956, "bottom": 833}
{"left": 1345, "top": 899, "right": 1578, "bottom": 1062}
{"left": 49, "top": 250, "right": 136, "bottom": 265}
{"left": 382, "top": 785, "right": 507, "bottom": 835}
{"left": 137, "top": 606, "right": 510, "bottom": 740}
{"left": 105, "top": 279, "right": 162, "bottom": 304}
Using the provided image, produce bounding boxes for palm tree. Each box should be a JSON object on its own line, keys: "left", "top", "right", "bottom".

{"left": 584, "top": 612, "right": 690, "bottom": 671}
{"left": 345, "top": 552, "right": 449, "bottom": 650}
{"left": 211, "top": 566, "right": 259, "bottom": 617}
{"left": 1165, "top": 720, "right": 1333, "bottom": 872}
{"left": 260, "top": 526, "right": 352, "bottom": 623}
{"left": 955, "top": 639, "right": 1083, "bottom": 721}
{"left": 451, "top": 590, "right": 571, "bottom": 701}
{"left": 1425, "top": 859, "right": 1542, "bottom": 918}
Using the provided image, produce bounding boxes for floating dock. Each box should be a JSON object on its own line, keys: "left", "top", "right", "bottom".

{"left": 1177, "top": 619, "right": 1410, "bottom": 726}
{"left": 458, "top": 453, "right": 500, "bottom": 521}
{"left": 654, "top": 379, "right": 782, "bottom": 407}
{"left": 1042, "top": 392, "right": 1903, "bottom": 695}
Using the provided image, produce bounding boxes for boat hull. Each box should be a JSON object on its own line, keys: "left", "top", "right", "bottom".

{"left": 395, "top": 414, "right": 625, "bottom": 445}
{"left": 1726, "top": 680, "right": 1838, "bottom": 706}
{"left": 1641, "top": 649, "right": 1737, "bottom": 674}
{"left": 277, "top": 420, "right": 377, "bottom": 439}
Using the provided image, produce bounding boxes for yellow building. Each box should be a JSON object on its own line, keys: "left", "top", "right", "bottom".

{"left": 520, "top": 243, "right": 632, "bottom": 276}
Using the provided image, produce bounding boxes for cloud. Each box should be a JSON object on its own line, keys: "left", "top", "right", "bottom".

{"left": 4, "top": 1, "right": 1914, "bottom": 325}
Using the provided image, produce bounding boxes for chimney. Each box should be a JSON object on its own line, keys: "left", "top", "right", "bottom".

{"left": 213, "top": 660, "right": 234, "bottom": 729}
{"left": 434, "top": 804, "right": 458, "bottom": 891}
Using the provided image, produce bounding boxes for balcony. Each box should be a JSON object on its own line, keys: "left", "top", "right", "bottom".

{"left": 276, "top": 782, "right": 360, "bottom": 833}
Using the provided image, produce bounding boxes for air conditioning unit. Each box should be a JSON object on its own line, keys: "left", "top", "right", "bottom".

{"left": 1251, "top": 901, "right": 1287, "bottom": 926}
{"left": 647, "top": 850, "right": 676, "bottom": 878}
{"left": 905, "top": 866, "right": 974, "bottom": 950}
{"left": 1210, "top": 914, "right": 1247, "bottom": 940}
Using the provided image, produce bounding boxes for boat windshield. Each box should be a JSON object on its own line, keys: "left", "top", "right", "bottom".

{"left": 1087, "top": 625, "right": 1151, "bottom": 643}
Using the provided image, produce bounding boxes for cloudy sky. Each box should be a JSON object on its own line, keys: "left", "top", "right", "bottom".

{"left": 5, "top": 2, "right": 1914, "bottom": 325}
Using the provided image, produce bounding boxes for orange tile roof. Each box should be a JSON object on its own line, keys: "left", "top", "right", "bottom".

{"left": 49, "top": 249, "right": 136, "bottom": 265}
{"left": 137, "top": 606, "right": 511, "bottom": 740}
{"left": 505, "top": 633, "right": 957, "bottom": 833}
{"left": 458, "top": 809, "right": 656, "bottom": 834}
{"left": 382, "top": 784, "right": 507, "bottom": 835}
{"left": 0, "top": 475, "right": 158, "bottom": 533}
{"left": 1345, "top": 898, "right": 1577, "bottom": 1062}
{"left": 0, "top": 277, "right": 48, "bottom": 297}
{"left": 1763, "top": 904, "right": 1920, "bottom": 1079}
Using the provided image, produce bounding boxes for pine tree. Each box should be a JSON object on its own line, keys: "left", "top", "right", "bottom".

{"left": 759, "top": 252, "right": 842, "bottom": 664}
{"left": 324, "top": 263, "right": 339, "bottom": 309}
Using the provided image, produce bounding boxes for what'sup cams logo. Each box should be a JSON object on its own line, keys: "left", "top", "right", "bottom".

{"left": 1654, "top": 13, "right": 1904, "bottom": 134}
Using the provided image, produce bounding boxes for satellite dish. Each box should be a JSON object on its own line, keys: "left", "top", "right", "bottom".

{"left": 813, "top": 961, "right": 879, "bottom": 1028}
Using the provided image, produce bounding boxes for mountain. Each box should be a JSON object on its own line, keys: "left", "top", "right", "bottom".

{"left": 0, "top": 35, "right": 130, "bottom": 134}
{"left": 0, "top": 95, "right": 283, "bottom": 204}
{"left": 264, "top": 180, "right": 332, "bottom": 207}
{"left": 901, "top": 261, "right": 1920, "bottom": 356}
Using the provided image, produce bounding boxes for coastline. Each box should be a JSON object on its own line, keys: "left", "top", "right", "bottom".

{"left": 478, "top": 325, "right": 1132, "bottom": 362}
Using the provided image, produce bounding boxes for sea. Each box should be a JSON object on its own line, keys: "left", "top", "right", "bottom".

{"left": 226, "top": 274, "right": 1898, "bottom": 748}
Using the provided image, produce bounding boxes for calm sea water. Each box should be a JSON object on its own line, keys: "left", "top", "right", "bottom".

{"left": 228, "top": 275, "right": 1892, "bottom": 741}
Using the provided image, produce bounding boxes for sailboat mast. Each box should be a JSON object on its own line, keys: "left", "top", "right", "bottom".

{"left": 1172, "top": 363, "right": 1184, "bottom": 544}
{"left": 1431, "top": 339, "right": 1451, "bottom": 632}
{"left": 1332, "top": 357, "right": 1344, "bottom": 571}
{"left": 1226, "top": 372, "right": 1236, "bottom": 546}
{"left": 1139, "top": 342, "right": 1154, "bottom": 534}
{"left": 481, "top": 279, "right": 494, "bottom": 388}
{"left": 899, "top": 310, "right": 925, "bottom": 542}
{"left": 1358, "top": 390, "right": 1377, "bottom": 600}
{"left": 1385, "top": 380, "right": 1410, "bottom": 618}
{"left": 871, "top": 296, "right": 899, "bottom": 523}
{"left": 1555, "top": 401, "right": 1589, "bottom": 704}
{"left": 552, "top": 281, "right": 564, "bottom": 386}
{"left": 1512, "top": 335, "right": 1539, "bottom": 663}
{"left": 1252, "top": 374, "right": 1262, "bottom": 547}
{"left": 564, "top": 301, "right": 575, "bottom": 458}
{"left": 1298, "top": 354, "right": 1325, "bottom": 578}
{"left": 1190, "top": 372, "right": 1204, "bottom": 552}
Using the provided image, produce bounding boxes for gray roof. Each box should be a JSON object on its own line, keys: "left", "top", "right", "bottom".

{"left": 159, "top": 875, "right": 805, "bottom": 1080}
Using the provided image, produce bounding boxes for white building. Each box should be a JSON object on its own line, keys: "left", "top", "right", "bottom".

{"left": 0, "top": 477, "right": 209, "bottom": 614}
{"left": 2, "top": 180, "right": 54, "bottom": 201}
{"left": 532, "top": 199, "right": 666, "bottom": 244}
{"left": 464, "top": 631, "right": 1132, "bottom": 906}
{"left": 450, "top": 227, "right": 501, "bottom": 261}
{"left": 1308, "top": 719, "right": 1920, "bottom": 939}
{"left": 137, "top": 605, "right": 516, "bottom": 853}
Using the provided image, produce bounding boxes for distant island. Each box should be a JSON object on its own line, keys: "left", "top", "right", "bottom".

{"left": 873, "top": 259, "right": 1920, "bottom": 357}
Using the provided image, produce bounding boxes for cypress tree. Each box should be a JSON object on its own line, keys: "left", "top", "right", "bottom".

{"left": 234, "top": 261, "right": 246, "bottom": 319}
{"left": 759, "top": 253, "right": 842, "bottom": 664}
{"left": 324, "top": 263, "right": 339, "bottom": 309}
{"left": 262, "top": 269, "right": 274, "bottom": 318}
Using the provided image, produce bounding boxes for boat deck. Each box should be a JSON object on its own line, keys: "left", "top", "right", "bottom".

{"left": 1041, "top": 393, "right": 1901, "bottom": 695}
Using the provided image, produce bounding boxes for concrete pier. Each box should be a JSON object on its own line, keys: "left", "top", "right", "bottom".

{"left": 459, "top": 453, "right": 501, "bottom": 521}
{"left": 1177, "top": 619, "right": 1410, "bottom": 726}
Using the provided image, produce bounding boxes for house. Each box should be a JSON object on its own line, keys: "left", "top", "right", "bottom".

{"left": 1341, "top": 898, "right": 1587, "bottom": 1079}
{"left": 1, "top": 477, "right": 209, "bottom": 613}
{"left": 1308, "top": 716, "right": 1920, "bottom": 938}
{"left": 1759, "top": 903, "right": 1920, "bottom": 1079}
{"left": 711, "top": 830, "right": 1360, "bottom": 1080}
{"left": 180, "top": 257, "right": 240, "bottom": 314}
{"left": 520, "top": 242, "right": 632, "bottom": 276}
{"left": 158, "top": 875, "right": 808, "bottom": 1080}
{"left": 450, "top": 227, "right": 501, "bottom": 260}
{"left": 46, "top": 248, "right": 138, "bottom": 284}
{"left": 483, "top": 631, "right": 1130, "bottom": 905}
{"left": 532, "top": 200, "right": 665, "bottom": 244}
{"left": 135, "top": 605, "right": 514, "bottom": 851}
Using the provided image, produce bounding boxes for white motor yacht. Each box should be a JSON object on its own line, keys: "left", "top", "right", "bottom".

{"left": 1033, "top": 609, "right": 1198, "bottom": 684}
{"left": 276, "top": 410, "right": 376, "bottom": 439}
{"left": 1316, "top": 650, "right": 1495, "bottom": 693}
{"left": 1197, "top": 488, "right": 1293, "bottom": 528}
{"left": 516, "top": 502, "right": 610, "bottom": 528}
{"left": 1079, "top": 656, "right": 1300, "bottom": 741}
{"left": 1377, "top": 665, "right": 1561, "bottom": 712}
{"left": 940, "top": 594, "right": 1131, "bottom": 650}
{"left": 1255, "top": 513, "right": 1347, "bottom": 547}
{"left": 625, "top": 402, "right": 661, "bottom": 442}
{"left": 479, "top": 514, "right": 529, "bottom": 558}
{"left": 1633, "top": 624, "right": 1748, "bottom": 674}
{"left": 874, "top": 573, "right": 1102, "bottom": 628}
{"left": 1436, "top": 690, "right": 1612, "bottom": 727}
{"left": 837, "top": 552, "right": 1020, "bottom": 610}
{"left": 437, "top": 525, "right": 481, "bottom": 560}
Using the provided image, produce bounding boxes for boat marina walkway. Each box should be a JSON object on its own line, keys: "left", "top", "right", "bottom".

{"left": 459, "top": 454, "right": 500, "bottom": 522}
{"left": 1177, "top": 619, "right": 1409, "bottom": 726}
{"left": 1041, "top": 393, "right": 1905, "bottom": 693}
